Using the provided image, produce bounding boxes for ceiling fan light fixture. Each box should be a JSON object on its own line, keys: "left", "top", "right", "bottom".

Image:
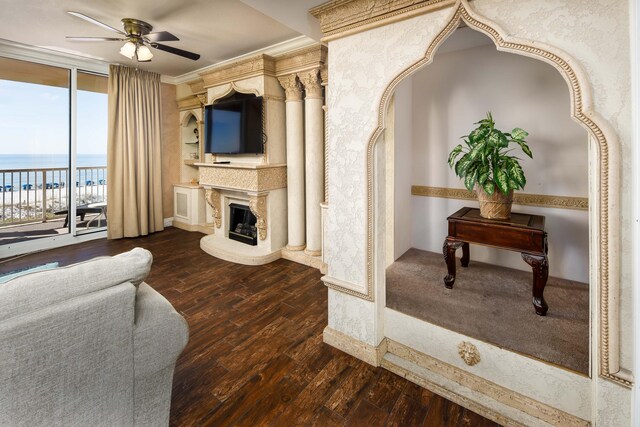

{"left": 67, "top": 12, "right": 200, "bottom": 61}
{"left": 119, "top": 41, "right": 136, "bottom": 59}
{"left": 136, "top": 44, "right": 153, "bottom": 62}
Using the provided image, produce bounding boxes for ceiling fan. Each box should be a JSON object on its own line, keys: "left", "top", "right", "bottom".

{"left": 66, "top": 11, "right": 200, "bottom": 62}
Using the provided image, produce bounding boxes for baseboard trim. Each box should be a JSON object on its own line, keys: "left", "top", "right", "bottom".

{"left": 164, "top": 217, "right": 174, "bottom": 227}
{"left": 172, "top": 220, "right": 214, "bottom": 235}
{"left": 322, "top": 326, "right": 386, "bottom": 366}
{"left": 385, "top": 339, "right": 590, "bottom": 427}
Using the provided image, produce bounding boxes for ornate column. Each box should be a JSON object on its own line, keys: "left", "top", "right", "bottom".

{"left": 298, "top": 69, "right": 324, "bottom": 256}
{"left": 278, "top": 74, "right": 306, "bottom": 251}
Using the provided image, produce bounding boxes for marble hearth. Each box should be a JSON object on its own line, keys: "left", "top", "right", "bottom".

{"left": 198, "top": 162, "right": 287, "bottom": 265}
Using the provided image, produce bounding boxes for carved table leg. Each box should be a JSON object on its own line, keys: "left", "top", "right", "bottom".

{"left": 521, "top": 253, "right": 549, "bottom": 316}
{"left": 443, "top": 238, "right": 464, "bottom": 289}
{"left": 461, "top": 242, "right": 470, "bottom": 267}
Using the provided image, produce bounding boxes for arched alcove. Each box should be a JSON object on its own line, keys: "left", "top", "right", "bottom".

{"left": 362, "top": 1, "right": 624, "bottom": 386}
{"left": 379, "top": 25, "right": 590, "bottom": 373}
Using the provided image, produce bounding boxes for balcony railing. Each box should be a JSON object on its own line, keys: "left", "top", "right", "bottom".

{"left": 0, "top": 166, "right": 107, "bottom": 227}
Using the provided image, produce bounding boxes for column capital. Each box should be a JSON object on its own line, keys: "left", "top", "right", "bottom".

{"left": 298, "top": 69, "right": 323, "bottom": 99}
{"left": 277, "top": 74, "right": 304, "bottom": 102}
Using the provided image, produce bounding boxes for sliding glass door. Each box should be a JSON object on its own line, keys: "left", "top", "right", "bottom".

{"left": 0, "top": 55, "right": 108, "bottom": 251}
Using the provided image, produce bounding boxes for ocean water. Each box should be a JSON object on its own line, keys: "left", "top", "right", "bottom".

{"left": 0, "top": 154, "right": 107, "bottom": 190}
{"left": 0, "top": 154, "right": 106, "bottom": 169}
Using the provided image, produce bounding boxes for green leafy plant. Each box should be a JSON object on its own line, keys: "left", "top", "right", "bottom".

{"left": 448, "top": 112, "right": 532, "bottom": 196}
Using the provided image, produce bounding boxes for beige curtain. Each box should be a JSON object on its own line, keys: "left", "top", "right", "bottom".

{"left": 107, "top": 65, "right": 164, "bottom": 239}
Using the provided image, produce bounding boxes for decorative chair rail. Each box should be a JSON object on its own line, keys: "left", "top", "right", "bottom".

{"left": 0, "top": 166, "right": 107, "bottom": 227}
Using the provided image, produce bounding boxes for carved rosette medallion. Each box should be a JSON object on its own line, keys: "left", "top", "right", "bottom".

{"left": 457, "top": 341, "right": 480, "bottom": 366}
{"left": 204, "top": 188, "right": 222, "bottom": 228}
{"left": 298, "top": 69, "right": 323, "bottom": 99}
{"left": 249, "top": 195, "right": 267, "bottom": 240}
{"left": 278, "top": 74, "right": 304, "bottom": 102}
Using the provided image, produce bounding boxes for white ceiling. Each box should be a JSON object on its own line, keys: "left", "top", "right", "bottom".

{"left": 0, "top": 1, "right": 492, "bottom": 79}
{"left": 238, "top": 0, "right": 324, "bottom": 41}
{"left": 0, "top": 0, "right": 314, "bottom": 77}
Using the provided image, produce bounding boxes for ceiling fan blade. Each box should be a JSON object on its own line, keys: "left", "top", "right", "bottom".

{"left": 151, "top": 43, "right": 200, "bottom": 61}
{"left": 66, "top": 37, "right": 125, "bottom": 42}
{"left": 146, "top": 31, "right": 179, "bottom": 42}
{"left": 67, "top": 11, "right": 125, "bottom": 35}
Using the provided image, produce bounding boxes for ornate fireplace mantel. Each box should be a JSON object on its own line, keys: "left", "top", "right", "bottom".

{"left": 197, "top": 162, "right": 288, "bottom": 266}
{"left": 197, "top": 163, "right": 287, "bottom": 193}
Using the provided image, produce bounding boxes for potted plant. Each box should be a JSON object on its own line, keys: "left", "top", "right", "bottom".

{"left": 448, "top": 112, "right": 532, "bottom": 219}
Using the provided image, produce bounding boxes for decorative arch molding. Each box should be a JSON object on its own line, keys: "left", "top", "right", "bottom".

{"left": 179, "top": 109, "right": 201, "bottom": 128}
{"left": 207, "top": 82, "right": 262, "bottom": 105}
{"left": 206, "top": 83, "right": 270, "bottom": 163}
{"left": 352, "top": 0, "right": 626, "bottom": 387}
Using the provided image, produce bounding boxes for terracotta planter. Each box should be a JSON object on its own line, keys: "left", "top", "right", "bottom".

{"left": 477, "top": 185, "right": 513, "bottom": 219}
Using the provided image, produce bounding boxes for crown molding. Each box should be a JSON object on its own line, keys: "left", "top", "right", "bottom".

{"left": 164, "top": 35, "right": 318, "bottom": 86}
{"left": 199, "top": 53, "right": 277, "bottom": 89}
{"left": 0, "top": 38, "right": 109, "bottom": 74}
{"left": 310, "top": 0, "right": 458, "bottom": 41}
{"left": 177, "top": 96, "right": 203, "bottom": 111}
{"left": 275, "top": 44, "right": 327, "bottom": 76}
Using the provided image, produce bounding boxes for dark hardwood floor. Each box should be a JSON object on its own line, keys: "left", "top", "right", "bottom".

{"left": 0, "top": 227, "right": 499, "bottom": 427}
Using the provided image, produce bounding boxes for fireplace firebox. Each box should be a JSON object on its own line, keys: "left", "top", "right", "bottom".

{"left": 228, "top": 203, "right": 258, "bottom": 246}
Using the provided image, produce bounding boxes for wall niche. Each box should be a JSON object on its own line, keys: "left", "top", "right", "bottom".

{"left": 385, "top": 26, "right": 590, "bottom": 375}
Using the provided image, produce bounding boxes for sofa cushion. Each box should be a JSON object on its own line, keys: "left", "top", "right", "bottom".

{"left": 0, "top": 248, "right": 152, "bottom": 323}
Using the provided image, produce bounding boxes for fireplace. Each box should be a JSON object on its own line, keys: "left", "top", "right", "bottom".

{"left": 228, "top": 203, "right": 257, "bottom": 246}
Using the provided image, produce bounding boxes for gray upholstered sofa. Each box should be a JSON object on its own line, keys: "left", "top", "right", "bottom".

{"left": 0, "top": 248, "right": 189, "bottom": 426}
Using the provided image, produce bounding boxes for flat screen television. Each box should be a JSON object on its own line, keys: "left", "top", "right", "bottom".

{"left": 204, "top": 95, "right": 264, "bottom": 154}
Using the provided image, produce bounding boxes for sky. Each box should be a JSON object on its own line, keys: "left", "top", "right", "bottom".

{"left": 0, "top": 79, "right": 107, "bottom": 156}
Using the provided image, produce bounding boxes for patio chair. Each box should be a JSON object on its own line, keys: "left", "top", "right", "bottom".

{"left": 54, "top": 204, "right": 104, "bottom": 227}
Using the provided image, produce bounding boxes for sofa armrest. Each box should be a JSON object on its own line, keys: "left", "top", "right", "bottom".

{"left": 133, "top": 283, "right": 189, "bottom": 378}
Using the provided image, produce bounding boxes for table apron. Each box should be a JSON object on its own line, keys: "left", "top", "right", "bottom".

{"left": 449, "top": 222, "right": 546, "bottom": 254}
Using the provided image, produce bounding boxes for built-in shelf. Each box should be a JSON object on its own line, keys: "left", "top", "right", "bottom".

{"left": 180, "top": 110, "right": 202, "bottom": 183}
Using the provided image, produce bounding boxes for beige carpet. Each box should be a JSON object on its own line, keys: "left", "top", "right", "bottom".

{"left": 386, "top": 248, "right": 589, "bottom": 374}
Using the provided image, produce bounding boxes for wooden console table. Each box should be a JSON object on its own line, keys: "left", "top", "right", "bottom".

{"left": 443, "top": 207, "right": 549, "bottom": 316}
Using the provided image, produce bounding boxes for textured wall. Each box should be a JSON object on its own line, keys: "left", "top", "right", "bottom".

{"left": 326, "top": 6, "right": 454, "bottom": 288}
{"left": 161, "top": 83, "right": 180, "bottom": 219}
